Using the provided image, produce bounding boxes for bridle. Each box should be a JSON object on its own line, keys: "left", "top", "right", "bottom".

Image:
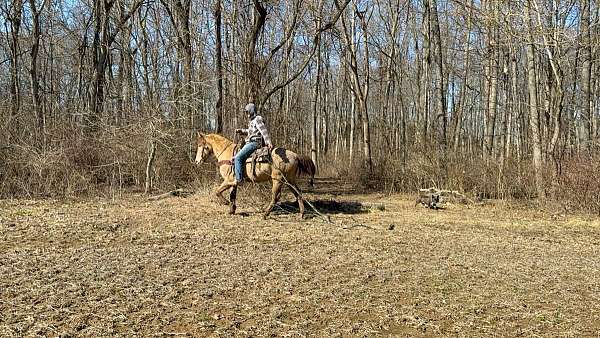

{"left": 197, "top": 136, "right": 236, "bottom": 167}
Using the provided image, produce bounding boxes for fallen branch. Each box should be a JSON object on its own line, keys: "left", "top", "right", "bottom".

{"left": 147, "top": 188, "right": 188, "bottom": 201}
{"left": 342, "top": 216, "right": 373, "bottom": 230}
{"left": 343, "top": 223, "right": 373, "bottom": 230}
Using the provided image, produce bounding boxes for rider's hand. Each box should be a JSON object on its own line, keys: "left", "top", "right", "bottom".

{"left": 268, "top": 144, "right": 274, "bottom": 151}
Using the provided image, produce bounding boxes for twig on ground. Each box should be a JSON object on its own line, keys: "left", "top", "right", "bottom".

{"left": 342, "top": 216, "right": 373, "bottom": 230}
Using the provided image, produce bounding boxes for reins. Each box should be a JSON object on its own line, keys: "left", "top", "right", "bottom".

{"left": 214, "top": 141, "right": 234, "bottom": 166}
{"left": 216, "top": 132, "right": 243, "bottom": 167}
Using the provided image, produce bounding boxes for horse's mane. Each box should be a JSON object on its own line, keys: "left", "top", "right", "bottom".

{"left": 205, "top": 133, "right": 234, "bottom": 147}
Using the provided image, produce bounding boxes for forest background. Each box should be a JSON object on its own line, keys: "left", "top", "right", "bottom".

{"left": 1, "top": 0, "right": 599, "bottom": 213}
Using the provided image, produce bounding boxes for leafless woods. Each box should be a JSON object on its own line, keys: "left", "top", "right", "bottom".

{"left": 0, "top": 0, "right": 599, "bottom": 209}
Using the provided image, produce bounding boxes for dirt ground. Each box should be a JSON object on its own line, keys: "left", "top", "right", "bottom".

{"left": 1, "top": 178, "right": 600, "bottom": 337}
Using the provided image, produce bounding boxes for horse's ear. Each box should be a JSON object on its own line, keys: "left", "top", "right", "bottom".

{"left": 197, "top": 132, "right": 204, "bottom": 139}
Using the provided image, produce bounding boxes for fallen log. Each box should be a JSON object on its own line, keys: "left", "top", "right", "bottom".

{"left": 416, "top": 188, "right": 475, "bottom": 209}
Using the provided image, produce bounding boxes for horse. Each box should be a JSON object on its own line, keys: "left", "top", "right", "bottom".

{"left": 194, "top": 133, "right": 315, "bottom": 218}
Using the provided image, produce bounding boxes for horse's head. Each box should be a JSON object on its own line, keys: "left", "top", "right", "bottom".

{"left": 195, "top": 133, "right": 213, "bottom": 164}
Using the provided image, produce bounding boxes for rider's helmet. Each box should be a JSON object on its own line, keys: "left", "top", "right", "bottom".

{"left": 245, "top": 103, "right": 256, "bottom": 119}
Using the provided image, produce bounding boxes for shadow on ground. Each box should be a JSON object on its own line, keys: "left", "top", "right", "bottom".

{"left": 302, "top": 178, "right": 364, "bottom": 195}
{"left": 272, "top": 199, "right": 369, "bottom": 215}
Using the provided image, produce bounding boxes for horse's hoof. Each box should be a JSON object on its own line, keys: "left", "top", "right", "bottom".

{"left": 229, "top": 205, "right": 236, "bottom": 215}
{"left": 262, "top": 213, "right": 269, "bottom": 220}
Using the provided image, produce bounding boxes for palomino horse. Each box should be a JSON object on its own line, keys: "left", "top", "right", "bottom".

{"left": 195, "top": 133, "right": 315, "bottom": 218}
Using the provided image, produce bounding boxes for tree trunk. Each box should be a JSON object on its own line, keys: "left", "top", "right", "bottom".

{"left": 581, "top": 0, "right": 593, "bottom": 150}
{"left": 29, "top": 0, "right": 44, "bottom": 144}
{"left": 531, "top": 0, "right": 564, "bottom": 196}
{"left": 245, "top": 0, "right": 267, "bottom": 103}
{"left": 117, "top": 0, "right": 134, "bottom": 124}
{"left": 358, "top": 9, "right": 372, "bottom": 171}
{"left": 525, "top": 0, "right": 545, "bottom": 199}
{"left": 452, "top": 0, "right": 473, "bottom": 153}
{"left": 214, "top": 0, "right": 224, "bottom": 133}
{"left": 508, "top": 44, "right": 519, "bottom": 160}
{"left": 429, "top": 0, "right": 447, "bottom": 161}
{"left": 419, "top": 0, "right": 431, "bottom": 147}
{"left": 312, "top": 33, "right": 322, "bottom": 168}
{"left": 483, "top": 0, "right": 499, "bottom": 162}
{"left": 7, "top": 0, "right": 24, "bottom": 129}
{"left": 349, "top": 88, "right": 356, "bottom": 164}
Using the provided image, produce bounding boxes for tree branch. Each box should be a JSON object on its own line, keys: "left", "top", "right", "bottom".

{"left": 108, "top": 0, "right": 145, "bottom": 46}
{"left": 260, "top": 0, "right": 352, "bottom": 107}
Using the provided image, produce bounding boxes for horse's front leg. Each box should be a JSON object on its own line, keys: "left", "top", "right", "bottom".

{"left": 215, "top": 181, "right": 233, "bottom": 205}
{"left": 229, "top": 185, "right": 237, "bottom": 215}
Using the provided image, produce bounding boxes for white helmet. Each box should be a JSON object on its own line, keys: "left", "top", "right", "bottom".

{"left": 245, "top": 103, "right": 256, "bottom": 118}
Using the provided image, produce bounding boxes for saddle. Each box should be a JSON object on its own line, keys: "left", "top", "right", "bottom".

{"left": 245, "top": 147, "right": 271, "bottom": 180}
{"left": 247, "top": 146, "right": 271, "bottom": 164}
{"left": 217, "top": 141, "right": 272, "bottom": 181}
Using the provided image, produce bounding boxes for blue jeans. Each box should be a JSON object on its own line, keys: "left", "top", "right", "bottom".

{"left": 234, "top": 141, "right": 259, "bottom": 181}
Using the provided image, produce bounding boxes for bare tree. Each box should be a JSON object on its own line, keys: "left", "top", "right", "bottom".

{"left": 482, "top": 1, "right": 499, "bottom": 162}
{"left": 452, "top": 0, "right": 474, "bottom": 153}
{"left": 90, "top": 0, "right": 144, "bottom": 127}
{"left": 525, "top": 0, "right": 545, "bottom": 199}
{"left": 428, "top": 0, "right": 447, "bottom": 159}
{"left": 580, "top": 0, "right": 593, "bottom": 150}
{"left": 214, "top": 0, "right": 224, "bottom": 133}
{"left": 417, "top": 0, "right": 431, "bottom": 146}
{"left": 28, "top": 0, "right": 46, "bottom": 143}
{"left": 160, "top": 0, "right": 193, "bottom": 127}
{"left": 3, "top": 0, "right": 24, "bottom": 125}
{"left": 339, "top": 1, "right": 372, "bottom": 170}
{"left": 312, "top": 5, "right": 323, "bottom": 168}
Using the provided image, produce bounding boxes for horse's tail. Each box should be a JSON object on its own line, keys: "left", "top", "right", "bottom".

{"left": 297, "top": 155, "right": 316, "bottom": 187}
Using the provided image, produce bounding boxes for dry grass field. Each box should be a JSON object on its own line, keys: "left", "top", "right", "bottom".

{"left": 1, "top": 179, "right": 600, "bottom": 337}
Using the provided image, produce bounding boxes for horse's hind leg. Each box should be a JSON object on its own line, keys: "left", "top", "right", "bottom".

{"left": 290, "top": 183, "right": 305, "bottom": 219}
{"left": 263, "top": 179, "right": 283, "bottom": 219}
{"left": 229, "top": 186, "right": 237, "bottom": 215}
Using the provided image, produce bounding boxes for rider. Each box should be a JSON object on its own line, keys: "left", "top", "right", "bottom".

{"left": 233, "top": 103, "right": 273, "bottom": 186}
